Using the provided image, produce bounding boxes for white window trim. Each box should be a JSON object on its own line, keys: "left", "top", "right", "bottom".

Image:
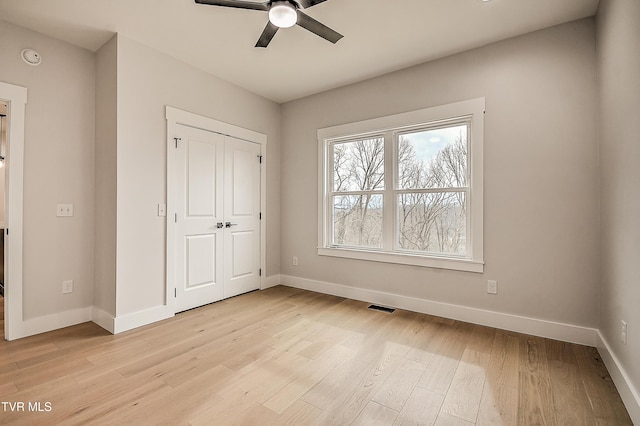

{"left": 317, "top": 98, "right": 485, "bottom": 273}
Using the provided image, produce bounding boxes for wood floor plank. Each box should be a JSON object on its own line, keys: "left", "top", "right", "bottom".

{"left": 464, "top": 323, "right": 496, "bottom": 355}
{"left": 10, "top": 357, "right": 94, "bottom": 391}
{"left": 85, "top": 338, "right": 154, "bottom": 367}
{"left": 518, "top": 371, "right": 557, "bottom": 426}
{"left": 404, "top": 314, "right": 440, "bottom": 365}
{"left": 299, "top": 354, "right": 368, "bottom": 410}
{"left": 215, "top": 342, "right": 312, "bottom": 405}
{"left": 188, "top": 393, "right": 278, "bottom": 426}
{"left": 266, "top": 400, "right": 322, "bottom": 425}
{"left": 0, "top": 360, "right": 18, "bottom": 375}
{"left": 53, "top": 377, "right": 169, "bottom": 425}
{"left": 440, "top": 348, "right": 490, "bottom": 423}
{"left": 519, "top": 334, "right": 550, "bottom": 378}
{"left": 434, "top": 412, "right": 475, "bottom": 426}
{"left": 108, "top": 366, "right": 233, "bottom": 425}
{"left": 476, "top": 384, "right": 518, "bottom": 426}
{"left": 371, "top": 357, "right": 425, "bottom": 411}
{"left": 263, "top": 343, "right": 356, "bottom": 414}
{"left": 352, "top": 401, "right": 399, "bottom": 425}
{"left": 0, "top": 381, "right": 18, "bottom": 398}
{"left": 295, "top": 320, "right": 354, "bottom": 360}
{"left": 310, "top": 347, "right": 403, "bottom": 424}
{"left": 417, "top": 322, "right": 468, "bottom": 395}
{"left": 1, "top": 342, "right": 59, "bottom": 365}
{"left": 71, "top": 381, "right": 176, "bottom": 426}
{"left": 485, "top": 330, "right": 520, "bottom": 388}
{"left": 394, "top": 386, "right": 443, "bottom": 426}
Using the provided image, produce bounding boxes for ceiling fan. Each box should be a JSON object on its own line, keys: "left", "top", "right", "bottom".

{"left": 194, "top": 0, "right": 343, "bottom": 48}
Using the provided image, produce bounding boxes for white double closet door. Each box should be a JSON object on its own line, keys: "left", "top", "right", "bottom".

{"left": 173, "top": 124, "right": 261, "bottom": 313}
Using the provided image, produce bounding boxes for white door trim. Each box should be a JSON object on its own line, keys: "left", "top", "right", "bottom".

{"left": 165, "top": 106, "right": 267, "bottom": 314}
{"left": 1, "top": 81, "right": 27, "bottom": 341}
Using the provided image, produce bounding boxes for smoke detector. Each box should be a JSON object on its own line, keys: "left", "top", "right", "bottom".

{"left": 21, "top": 49, "right": 42, "bottom": 66}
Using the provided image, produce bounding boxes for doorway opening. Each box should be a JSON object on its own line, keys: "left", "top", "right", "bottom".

{"left": 0, "top": 101, "right": 5, "bottom": 339}
{"left": 1, "top": 81, "right": 27, "bottom": 341}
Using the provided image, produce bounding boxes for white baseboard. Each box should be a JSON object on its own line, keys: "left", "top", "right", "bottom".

{"left": 113, "top": 305, "right": 174, "bottom": 334}
{"left": 279, "top": 275, "right": 598, "bottom": 346}
{"left": 91, "top": 306, "right": 115, "bottom": 334}
{"left": 15, "top": 306, "right": 92, "bottom": 340}
{"left": 262, "top": 274, "right": 281, "bottom": 290}
{"left": 597, "top": 331, "right": 640, "bottom": 424}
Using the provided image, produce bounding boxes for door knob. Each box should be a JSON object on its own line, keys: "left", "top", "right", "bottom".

{"left": 225, "top": 222, "right": 238, "bottom": 228}
{"left": 216, "top": 222, "right": 224, "bottom": 229}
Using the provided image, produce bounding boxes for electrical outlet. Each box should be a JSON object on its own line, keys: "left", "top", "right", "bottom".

{"left": 62, "top": 280, "right": 74, "bottom": 294}
{"left": 56, "top": 204, "right": 74, "bottom": 217}
{"left": 621, "top": 320, "right": 628, "bottom": 345}
{"left": 487, "top": 280, "right": 498, "bottom": 294}
{"left": 292, "top": 256, "right": 298, "bottom": 266}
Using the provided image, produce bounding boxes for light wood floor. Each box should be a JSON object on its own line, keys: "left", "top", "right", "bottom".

{"left": 0, "top": 286, "right": 632, "bottom": 425}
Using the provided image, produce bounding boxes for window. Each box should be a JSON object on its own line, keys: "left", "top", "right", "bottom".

{"left": 318, "top": 98, "right": 484, "bottom": 273}
{"left": 331, "top": 137, "right": 385, "bottom": 248}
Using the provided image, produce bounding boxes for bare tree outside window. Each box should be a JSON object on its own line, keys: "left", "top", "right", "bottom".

{"left": 329, "top": 125, "right": 468, "bottom": 255}
{"left": 397, "top": 125, "right": 468, "bottom": 255}
{"left": 332, "top": 137, "right": 384, "bottom": 247}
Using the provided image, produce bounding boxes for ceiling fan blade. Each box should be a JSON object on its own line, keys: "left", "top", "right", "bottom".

{"left": 255, "top": 21, "right": 279, "bottom": 47}
{"left": 296, "top": 10, "right": 343, "bottom": 44}
{"left": 194, "top": 0, "right": 269, "bottom": 11}
{"left": 296, "top": 0, "right": 329, "bottom": 9}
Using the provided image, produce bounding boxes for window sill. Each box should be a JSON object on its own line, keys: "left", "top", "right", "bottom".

{"left": 317, "top": 247, "right": 484, "bottom": 273}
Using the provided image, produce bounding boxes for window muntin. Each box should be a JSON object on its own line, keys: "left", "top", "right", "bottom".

{"left": 318, "top": 98, "right": 484, "bottom": 273}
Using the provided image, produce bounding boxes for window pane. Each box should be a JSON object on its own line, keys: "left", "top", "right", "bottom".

{"left": 333, "top": 137, "right": 384, "bottom": 192}
{"left": 333, "top": 194, "right": 383, "bottom": 248}
{"left": 397, "top": 192, "right": 466, "bottom": 255}
{"left": 398, "top": 125, "right": 468, "bottom": 189}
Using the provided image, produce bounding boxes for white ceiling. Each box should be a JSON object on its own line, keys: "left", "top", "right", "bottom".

{"left": 0, "top": 0, "right": 599, "bottom": 103}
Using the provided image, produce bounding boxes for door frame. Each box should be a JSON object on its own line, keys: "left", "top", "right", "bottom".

{"left": 1, "top": 81, "right": 27, "bottom": 341}
{"left": 165, "top": 106, "right": 267, "bottom": 313}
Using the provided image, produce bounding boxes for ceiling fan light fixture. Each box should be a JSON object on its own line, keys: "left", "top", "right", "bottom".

{"left": 269, "top": 1, "right": 297, "bottom": 28}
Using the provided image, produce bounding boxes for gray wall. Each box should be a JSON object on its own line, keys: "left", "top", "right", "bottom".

{"left": 281, "top": 19, "right": 600, "bottom": 328}
{"left": 0, "top": 21, "right": 95, "bottom": 319}
{"left": 114, "top": 36, "right": 282, "bottom": 316}
{"left": 94, "top": 35, "right": 118, "bottom": 316}
{"left": 596, "top": 0, "right": 640, "bottom": 408}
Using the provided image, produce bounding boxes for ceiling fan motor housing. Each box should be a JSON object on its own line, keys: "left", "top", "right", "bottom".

{"left": 269, "top": 1, "right": 297, "bottom": 28}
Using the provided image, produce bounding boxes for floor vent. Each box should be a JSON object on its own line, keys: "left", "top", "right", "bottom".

{"left": 368, "top": 304, "right": 395, "bottom": 314}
